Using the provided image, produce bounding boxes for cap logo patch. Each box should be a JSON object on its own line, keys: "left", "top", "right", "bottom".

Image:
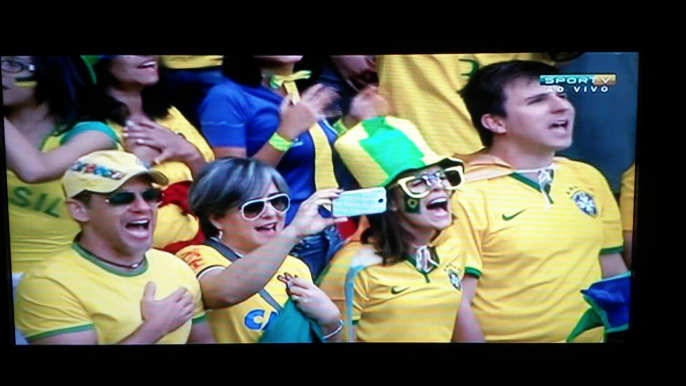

{"left": 70, "top": 161, "right": 126, "bottom": 180}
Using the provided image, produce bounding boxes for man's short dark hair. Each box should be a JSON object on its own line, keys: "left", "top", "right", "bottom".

{"left": 71, "top": 190, "right": 93, "bottom": 205}
{"left": 459, "top": 60, "right": 560, "bottom": 148}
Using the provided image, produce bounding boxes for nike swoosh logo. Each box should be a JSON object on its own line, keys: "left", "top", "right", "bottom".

{"left": 502, "top": 209, "right": 526, "bottom": 221}
{"left": 391, "top": 287, "right": 410, "bottom": 295}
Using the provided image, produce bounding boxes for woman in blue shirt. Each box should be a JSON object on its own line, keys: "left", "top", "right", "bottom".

{"left": 199, "top": 55, "right": 385, "bottom": 279}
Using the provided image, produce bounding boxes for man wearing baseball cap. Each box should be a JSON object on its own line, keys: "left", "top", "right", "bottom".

{"left": 14, "top": 150, "right": 215, "bottom": 344}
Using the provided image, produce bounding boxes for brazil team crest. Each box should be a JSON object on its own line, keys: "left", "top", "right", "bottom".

{"left": 447, "top": 269, "right": 462, "bottom": 291}
{"left": 571, "top": 191, "right": 598, "bottom": 217}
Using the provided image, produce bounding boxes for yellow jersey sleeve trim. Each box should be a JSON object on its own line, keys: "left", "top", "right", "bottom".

{"left": 191, "top": 314, "right": 208, "bottom": 325}
{"left": 59, "top": 121, "right": 118, "bottom": 148}
{"left": 464, "top": 267, "right": 482, "bottom": 278}
{"left": 26, "top": 323, "right": 95, "bottom": 342}
{"left": 600, "top": 246, "right": 624, "bottom": 255}
{"left": 196, "top": 265, "right": 225, "bottom": 280}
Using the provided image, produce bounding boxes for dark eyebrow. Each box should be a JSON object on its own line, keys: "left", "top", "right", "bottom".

{"left": 524, "top": 93, "right": 549, "bottom": 103}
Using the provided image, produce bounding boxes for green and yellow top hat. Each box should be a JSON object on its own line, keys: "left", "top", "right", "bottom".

{"left": 334, "top": 116, "right": 464, "bottom": 188}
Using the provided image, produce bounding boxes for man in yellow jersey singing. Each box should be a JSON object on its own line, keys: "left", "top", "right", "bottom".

{"left": 453, "top": 60, "right": 628, "bottom": 343}
{"left": 14, "top": 151, "right": 215, "bottom": 344}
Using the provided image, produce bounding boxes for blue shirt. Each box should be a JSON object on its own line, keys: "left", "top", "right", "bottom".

{"left": 558, "top": 52, "right": 638, "bottom": 193}
{"left": 199, "top": 79, "right": 354, "bottom": 224}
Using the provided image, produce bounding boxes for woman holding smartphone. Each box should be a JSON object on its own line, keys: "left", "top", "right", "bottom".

{"left": 177, "top": 158, "right": 348, "bottom": 343}
{"left": 318, "top": 116, "right": 484, "bottom": 342}
{"left": 198, "top": 55, "right": 387, "bottom": 279}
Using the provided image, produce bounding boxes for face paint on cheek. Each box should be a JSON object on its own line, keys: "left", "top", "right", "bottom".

{"left": 404, "top": 195, "right": 421, "bottom": 214}
{"left": 14, "top": 76, "right": 37, "bottom": 88}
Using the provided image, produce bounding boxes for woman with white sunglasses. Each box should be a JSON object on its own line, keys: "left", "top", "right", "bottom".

{"left": 319, "top": 117, "right": 484, "bottom": 342}
{"left": 176, "top": 157, "right": 346, "bottom": 342}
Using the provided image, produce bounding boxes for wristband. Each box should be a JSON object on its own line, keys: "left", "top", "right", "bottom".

{"left": 322, "top": 319, "right": 344, "bottom": 340}
{"left": 269, "top": 132, "right": 294, "bottom": 152}
{"left": 332, "top": 119, "right": 349, "bottom": 136}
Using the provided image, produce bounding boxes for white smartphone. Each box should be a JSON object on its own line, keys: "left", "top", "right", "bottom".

{"left": 331, "top": 187, "right": 387, "bottom": 218}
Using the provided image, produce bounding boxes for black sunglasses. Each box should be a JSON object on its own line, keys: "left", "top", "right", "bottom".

{"left": 105, "top": 188, "right": 162, "bottom": 206}
{"left": 1, "top": 59, "right": 36, "bottom": 74}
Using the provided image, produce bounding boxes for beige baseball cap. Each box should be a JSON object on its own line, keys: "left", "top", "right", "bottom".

{"left": 62, "top": 150, "right": 168, "bottom": 198}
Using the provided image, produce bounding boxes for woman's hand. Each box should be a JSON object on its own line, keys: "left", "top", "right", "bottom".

{"left": 276, "top": 84, "right": 339, "bottom": 140}
{"left": 330, "top": 55, "right": 378, "bottom": 92}
{"left": 287, "top": 277, "right": 341, "bottom": 330}
{"left": 286, "top": 189, "right": 348, "bottom": 239}
{"left": 123, "top": 118, "right": 202, "bottom": 166}
{"left": 342, "top": 85, "right": 391, "bottom": 129}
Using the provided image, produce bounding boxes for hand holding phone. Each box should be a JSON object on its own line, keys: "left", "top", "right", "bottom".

{"left": 329, "top": 187, "right": 387, "bottom": 218}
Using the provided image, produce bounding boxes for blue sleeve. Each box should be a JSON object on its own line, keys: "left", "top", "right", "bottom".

{"left": 59, "top": 121, "right": 118, "bottom": 148}
{"left": 198, "top": 84, "right": 248, "bottom": 149}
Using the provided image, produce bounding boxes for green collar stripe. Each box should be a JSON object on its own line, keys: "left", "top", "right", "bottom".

{"left": 73, "top": 243, "right": 149, "bottom": 277}
{"left": 509, "top": 173, "right": 542, "bottom": 192}
{"left": 360, "top": 117, "right": 427, "bottom": 182}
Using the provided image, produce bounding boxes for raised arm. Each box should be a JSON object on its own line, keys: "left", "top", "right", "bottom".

{"left": 198, "top": 190, "right": 348, "bottom": 309}
{"left": 4, "top": 118, "right": 116, "bottom": 183}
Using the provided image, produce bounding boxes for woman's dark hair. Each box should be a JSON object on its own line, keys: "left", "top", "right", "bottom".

{"left": 220, "top": 55, "right": 324, "bottom": 90}
{"left": 189, "top": 157, "right": 290, "bottom": 239}
{"left": 90, "top": 57, "right": 173, "bottom": 126}
{"left": 3, "top": 56, "right": 96, "bottom": 132}
{"left": 360, "top": 186, "right": 415, "bottom": 266}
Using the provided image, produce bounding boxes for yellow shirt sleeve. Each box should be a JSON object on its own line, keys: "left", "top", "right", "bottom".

{"left": 14, "top": 273, "right": 94, "bottom": 342}
{"left": 351, "top": 269, "right": 370, "bottom": 324}
{"left": 177, "top": 245, "right": 228, "bottom": 279}
{"left": 165, "top": 107, "right": 215, "bottom": 162}
{"left": 451, "top": 186, "right": 487, "bottom": 277}
{"left": 589, "top": 167, "right": 624, "bottom": 254}
{"left": 177, "top": 260, "right": 207, "bottom": 322}
{"left": 619, "top": 164, "right": 635, "bottom": 232}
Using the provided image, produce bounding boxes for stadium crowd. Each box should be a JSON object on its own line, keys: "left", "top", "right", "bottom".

{"left": 4, "top": 53, "right": 635, "bottom": 344}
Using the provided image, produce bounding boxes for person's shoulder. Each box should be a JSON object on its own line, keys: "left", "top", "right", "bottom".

{"left": 206, "top": 78, "right": 244, "bottom": 97}
{"left": 20, "top": 247, "right": 83, "bottom": 284}
{"left": 70, "top": 120, "right": 111, "bottom": 130}
{"left": 176, "top": 243, "right": 230, "bottom": 270}
{"left": 555, "top": 157, "right": 607, "bottom": 184}
{"left": 451, "top": 183, "right": 490, "bottom": 209}
{"left": 176, "top": 244, "right": 217, "bottom": 257}
{"left": 284, "top": 254, "right": 313, "bottom": 276}
{"left": 336, "top": 242, "right": 380, "bottom": 264}
{"left": 147, "top": 248, "right": 195, "bottom": 269}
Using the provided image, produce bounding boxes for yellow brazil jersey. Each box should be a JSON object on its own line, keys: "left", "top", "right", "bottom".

{"left": 177, "top": 244, "right": 313, "bottom": 343}
{"left": 108, "top": 107, "right": 215, "bottom": 249}
{"left": 319, "top": 224, "right": 479, "bottom": 342}
{"left": 161, "top": 56, "right": 223, "bottom": 70}
{"left": 620, "top": 163, "right": 635, "bottom": 232}
{"left": 7, "top": 121, "right": 118, "bottom": 274}
{"left": 14, "top": 244, "right": 206, "bottom": 344}
{"left": 377, "top": 53, "right": 553, "bottom": 156}
{"left": 451, "top": 155, "right": 624, "bottom": 343}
